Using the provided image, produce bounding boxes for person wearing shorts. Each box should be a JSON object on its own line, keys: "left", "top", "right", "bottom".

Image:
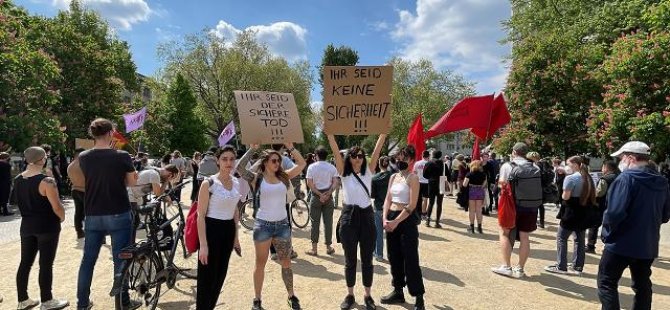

{"left": 237, "top": 143, "right": 306, "bottom": 310}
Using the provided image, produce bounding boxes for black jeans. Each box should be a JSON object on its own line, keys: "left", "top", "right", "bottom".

{"left": 72, "top": 190, "right": 85, "bottom": 233}
{"left": 0, "top": 181, "right": 10, "bottom": 214}
{"left": 538, "top": 205, "right": 545, "bottom": 226}
{"left": 426, "top": 181, "right": 443, "bottom": 222}
{"left": 16, "top": 232, "right": 60, "bottom": 302}
{"left": 387, "top": 211, "right": 425, "bottom": 296}
{"left": 197, "top": 217, "right": 235, "bottom": 310}
{"left": 487, "top": 183, "right": 497, "bottom": 210}
{"left": 598, "top": 249, "right": 654, "bottom": 310}
{"left": 339, "top": 204, "right": 376, "bottom": 288}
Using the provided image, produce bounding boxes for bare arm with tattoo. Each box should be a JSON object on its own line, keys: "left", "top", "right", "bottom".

{"left": 41, "top": 177, "right": 65, "bottom": 222}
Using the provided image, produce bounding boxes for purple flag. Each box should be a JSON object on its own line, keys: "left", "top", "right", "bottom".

{"left": 218, "top": 121, "right": 236, "bottom": 146}
{"left": 123, "top": 107, "right": 147, "bottom": 133}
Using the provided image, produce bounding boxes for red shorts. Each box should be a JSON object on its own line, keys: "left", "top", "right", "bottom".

{"left": 515, "top": 209, "right": 538, "bottom": 233}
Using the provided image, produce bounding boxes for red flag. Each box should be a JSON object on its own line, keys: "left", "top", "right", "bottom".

{"left": 407, "top": 113, "right": 426, "bottom": 161}
{"left": 471, "top": 93, "right": 511, "bottom": 140}
{"left": 471, "top": 136, "right": 481, "bottom": 161}
{"left": 425, "top": 94, "right": 495, "bottom": 139}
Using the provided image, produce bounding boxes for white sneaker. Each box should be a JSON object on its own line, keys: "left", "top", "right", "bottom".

{"left": 512, "top": 266, "right": 526, "bottom": 278}
{"left": 544, "top": 264, "right": 567, "bottom": 274}
{"left": 568, "top": 267, "right": 583, "bottom": 276}
{"left": 491, "top": 265, "right": 513, "bottom": 277}
{"left": 17, "top": 298, "right": 39, "bottom": 310}
{"left": 40, "top": 299, "right": 69, "bottom": 310}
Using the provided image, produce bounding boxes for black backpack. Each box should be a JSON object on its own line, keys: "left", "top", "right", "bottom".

{"left": 509, "top": 162, "right": 543, "bottom": 208}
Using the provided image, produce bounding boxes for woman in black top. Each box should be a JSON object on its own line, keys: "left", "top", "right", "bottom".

{"left": 14, "top": 147, "right": 68, "bottom": 310}
{"left": 463, "top": 160, "right": 487, "bottom": 234}
{"left": 191, "top": 152, "right": 202, "bottom": 202}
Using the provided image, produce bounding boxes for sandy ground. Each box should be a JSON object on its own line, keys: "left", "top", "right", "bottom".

{"left": 1, "top": 183, "right": 669, "bottom": 310}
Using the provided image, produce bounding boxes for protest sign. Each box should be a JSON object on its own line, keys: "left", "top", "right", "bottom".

{"left": 322, "top": 66, "right": 393, "bottom": 135}
{"left": 234, "top": 91, "right": 304, "bottom": 144}
{"left": 123, "top": 107, "right": 147, "bottom": 133}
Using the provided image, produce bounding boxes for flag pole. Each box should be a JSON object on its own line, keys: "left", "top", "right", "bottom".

{"left": 484, "top": 93, "right": 496, "bottom": 145}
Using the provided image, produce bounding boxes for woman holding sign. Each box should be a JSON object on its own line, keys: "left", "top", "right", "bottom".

{"left": 327, "top": 133, "right": 386, "bottom": 310}
{"left": 236, "top": 143, "right": 306, "bottom": 310}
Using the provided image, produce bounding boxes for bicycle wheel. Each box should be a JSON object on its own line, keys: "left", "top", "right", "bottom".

{"left": 291, "top": 198, "right": 310, "bottom": 228}
{"left": 172, "top": 235, "right": 198, "bottom": 279}
{"left": 239, "top": 200, "right": 255, "bottom": 230}
{"left": 115, "top": 251, "right": 163, "bottom": 310}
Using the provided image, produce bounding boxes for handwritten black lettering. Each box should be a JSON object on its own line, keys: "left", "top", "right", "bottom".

{"left": 330, "top": 68, "right": 347, "bottom": 80}
{"left": 354, "top": 67, "right": 382, "bottom": 79}
{"left": 331, "top": 84, "right": 376, "bottom": 96}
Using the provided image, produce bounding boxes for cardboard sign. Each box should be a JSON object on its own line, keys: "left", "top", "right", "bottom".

{"left": 234, "top": 91, "right": 304, "bottom": 144}
{"left": 322, "top": 66, "right": 393, "bottom": 135}
{"left": 75, "top": 138, "right": 95, "bottom": 150}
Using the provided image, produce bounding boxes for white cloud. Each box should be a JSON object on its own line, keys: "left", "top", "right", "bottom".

{"left": 52, "top": 0, "right": 152, "bottom": 30}
{"left": 392, "top": 0, "right": 511, "bottom": 93}
{"left": 212, "top": 20, "right": 308, "bottom": 61}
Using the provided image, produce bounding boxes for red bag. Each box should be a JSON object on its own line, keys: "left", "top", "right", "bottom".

{"left": 185, "top": 201, "right": 200, "bottom": 254}
{"left": 497, "top": 183, "right": 516, "bottom": 229}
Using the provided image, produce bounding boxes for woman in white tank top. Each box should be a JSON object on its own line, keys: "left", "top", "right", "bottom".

{"left": 196, "top": 145, "right": 243, "bottom": 310}
{"left": 381, "top": 145, "right": 427, "bottom": 310}
{"left": 236, "top": 143, "right": 306, "bottom": 310}
{"left": 327, "top": 133, "right": 387, "bottom": 310}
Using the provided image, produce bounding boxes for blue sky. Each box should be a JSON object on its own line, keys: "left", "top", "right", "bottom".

{"left": 17, "top": 0, "right": 511, "bottom": 103}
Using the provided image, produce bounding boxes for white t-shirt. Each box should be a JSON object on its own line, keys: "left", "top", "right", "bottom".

{"left": 128, "top": 169, "right": 161, "bottom": 203}
{"left": 171, "top": 157, "right": 186, "bottom": 172}
{"left": 306, "top": 161, "right": 338, "bottom": 190}
{"left": 341, "top": 168, "right": 373, "bottom": 208}
{"left": 256, "top": 179, "right": 288, "bottom": 221}
{"left": 207, "top": 176, "right": 242, "bottom": 220}
{"left": 414, "top": 159, "right": 429, "bottom": 184}
{"left": 498, "top": 157, "right": 529, "bottom": 184}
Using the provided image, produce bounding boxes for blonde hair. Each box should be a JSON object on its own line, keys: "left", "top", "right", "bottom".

{"left": 469, "top": 160, "right": 483, "bottom": 172}
{"left": 527, "top": 151, "right": 541, "bottom": 162}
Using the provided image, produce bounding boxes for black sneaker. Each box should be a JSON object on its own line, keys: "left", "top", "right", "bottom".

{"left": 251, "top": 298, "right": 264, "bottom": 310}
{"left": 340, "top": 295, "right": 355, "bottom": 310}
{"left": 585, "top": 246, "right": 596, "bottom": 254}
{"left": 414, "top": 295, "right": 425, "bottom": 310}
{"left": 288, "top": 295, "right": 302, "bottom": 310}
{"left": 364, "top": 296, "right": 377, "bottom": 310}
{"left": 77, "top": 231, "right": 85, "bottom": 239}
{"left": 434, "top": 223, "right": 442, "bottom": 229}
{"left": 380, "top": 289, "right": 405, "bottom": 304}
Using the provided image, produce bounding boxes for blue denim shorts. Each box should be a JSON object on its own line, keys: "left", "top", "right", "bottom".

{"left": 253, "top": 218, "right": 291, "bottom": 242}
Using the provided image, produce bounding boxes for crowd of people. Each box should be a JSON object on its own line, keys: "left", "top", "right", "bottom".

{"left": 1, "top": 117, "right": 670, "bottom": 310}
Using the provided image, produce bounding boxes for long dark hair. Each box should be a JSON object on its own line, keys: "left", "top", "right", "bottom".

{"left": 568, "top": 156, "right": 596, "bottom": 206}
{"left": 343, "top": 146, "right": 367, "bottom": 177}
{"left": 254, "top": 149, "right": 290, "bottom": 187}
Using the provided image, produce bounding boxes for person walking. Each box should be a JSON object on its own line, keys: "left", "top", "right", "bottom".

{"left": 586, "top": 160, "right": 619, "bottom": 254}
{"left": 484, "top": 153, "right": 500, "bottom": 212}
{"left": 423, "top": 150, "right": 445, "bottom": 228}
{"left": 463, "top": 160, "right": 487, "bottom": 234}
{"left": 67, "top": 148, "right": 86, "bottom": 239}
{"left": 413, "top": 151, "right": 430, "bottom": 219}
{"left": 598, "top": 141, "right": 670, "bottom": 310}
{"left": 381, "top": 145, "right": 426, "bottom": 310}
{"left": 371, "top": 156, "right": 392, "bottom": 261}
{"left": 236, "top": 143, "right": 306, "bottom": 310}
{"left": 14, "top": 146, "right": 69, "bottom": 310}
{"left": 76, "top": 118, "right": 139, "bottom": 310}
{"left": 492, "top": 142, "right": 542, "bottom": 279}
{"left": 544, "top": 156, "right": 596, "bottom": 275}
{"left": 196, "top": 145, "right": 243, "bottom": 310}
{"left": 304, "top": 147, "right": 338, "bottom": 256}
{"left": 327, "top": 134, "right": 386, "bottom": 310}
{"left": 0, "top": 152, "right": 14, "bottom": 216}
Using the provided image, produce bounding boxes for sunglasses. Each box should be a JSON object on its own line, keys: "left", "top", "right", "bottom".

{"left": 268, "top": 158, "right": 280, "bottom": 164}
{"left": 351, "top": 154, "right": 365, "bottom": 159}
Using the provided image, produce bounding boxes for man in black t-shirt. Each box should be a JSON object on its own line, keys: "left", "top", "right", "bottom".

{"left": 76, "top": 118, "right": 139, "bottom": 310}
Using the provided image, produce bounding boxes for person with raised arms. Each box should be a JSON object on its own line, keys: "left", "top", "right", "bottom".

{"left": 236, "top": 143, "right": 306, "bottom": 310}
{"left": 327, "top": 133, "right": 386, "bottom": 310}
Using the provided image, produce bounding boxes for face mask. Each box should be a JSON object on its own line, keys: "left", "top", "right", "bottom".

{"left": 396, "top": 160, "right": 409, "bottom": 171}
{"left": 618, "top": 159, "right": 629, "bottom": 172}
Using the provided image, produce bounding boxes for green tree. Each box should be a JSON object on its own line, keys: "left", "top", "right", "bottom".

{"left": 158, "top": 31, "right": 315, "bottom": 151}
{"left": 0, "top": 0, "right": 63, "bottom": 151}
{"left": 165, "top": 74, "right": 209, "bottom": 155}
{"left": 38, "top": 0, "right": 138, "bottom": 142}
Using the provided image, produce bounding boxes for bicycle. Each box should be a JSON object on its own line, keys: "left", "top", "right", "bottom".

{"left": 111, "top": 181, "right": 196, "bottom": 309}
{"left": 237, "top": 194, "right": 310, "bottom": 230}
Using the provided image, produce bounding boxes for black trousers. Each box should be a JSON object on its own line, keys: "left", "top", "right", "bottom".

{"left": 426, "top": 181, "right": 443, "bottom": 222}
{"left": 387, "top": 211, "right": 425, "bottom": 296}
{"left": 538, "top": 205, "right": 545, "bottom": 226}
{"left": 72, "top": 190, "right": 85, "bottom": 233}
{"left": 16, "top": 231, "right": 60, "bottom": 302}
{"left": 197, "top": 217, "right": 235, "bottom": 310}
{"left": 339, "top": 204, "right": 376, "bottom": 288}
{"left": 0, "top": 181, "right": 10, "bottom": 214}
{"left": 487, "top": 184, "right": 498, "bottom": 210}
{"left": 191, "top": 178, "right": 201, "bottom": 202}
{"left": 598, "top": 249, "right": 654, "bottom": 310}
